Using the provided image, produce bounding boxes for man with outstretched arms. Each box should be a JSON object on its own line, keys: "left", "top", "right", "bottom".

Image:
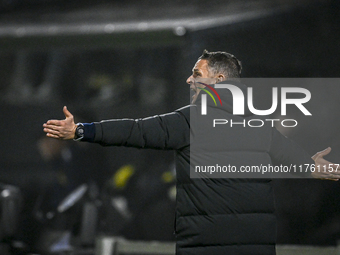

{"left": 43, "top": 50, "right": 338, "bottom": 255}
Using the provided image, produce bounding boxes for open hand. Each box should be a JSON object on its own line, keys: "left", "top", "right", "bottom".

{"left": 43, "top": 106, "right": 77, "bottom": 140}
{"left": 311, "top": 147, "right": 339, "bottom": 181}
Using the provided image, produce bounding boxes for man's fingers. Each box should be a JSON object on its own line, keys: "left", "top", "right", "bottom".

{"left": 323, "top": 171, "right": 340, "bottom": 180}
{"left": 46, "top": 133, "right": 60, "bottom": 139}
{"left": 43, "top": 123, "right": 61, "bottom": 130}
{"left": 43, "top": 125, "right": 63, "bottom": 136}
{"left": 63, "top": 106, "right": 73, "bottom": 119}
{"left": 312, "top": 171, "right": 339, "bottom": 181}
{"left": 316, "top": 147, "right": 332, "bottom": 158}
{"left": 45, "top": 120, "right": 62, "bottom": 126}
{"left": 43, "top": 127, "right": 60, "bottom": 135}
{"left": 322, "top": 173, "right": 339, "bottom": 181}
{"left": 319, "top": 173, "right": 335, "bottom": 178}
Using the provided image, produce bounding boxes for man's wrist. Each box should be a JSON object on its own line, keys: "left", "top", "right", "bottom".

{"left": 74, "top": 123, "right": 85, "bottom": 141}
{"left": 72, "top": 123, "right": 96, "bottom": 142}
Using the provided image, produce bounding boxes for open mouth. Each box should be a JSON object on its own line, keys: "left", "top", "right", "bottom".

{"left": 190, "top": 84, "right": 196, "bottom": 91}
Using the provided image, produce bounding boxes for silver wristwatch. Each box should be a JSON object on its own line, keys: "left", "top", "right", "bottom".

{"left": 74, "top": 123, "right": 85, "bottom": 141}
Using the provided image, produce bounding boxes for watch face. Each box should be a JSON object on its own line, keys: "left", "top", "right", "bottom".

{"left": 76, "top": 124, "right": 84, "bottom": 139}
{"left": 78, "top": 128, "right": 84, "bottom": 135}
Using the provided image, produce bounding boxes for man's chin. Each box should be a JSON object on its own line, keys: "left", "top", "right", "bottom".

{"left": 191, "top": 94, "right": 198, "bottom": 104}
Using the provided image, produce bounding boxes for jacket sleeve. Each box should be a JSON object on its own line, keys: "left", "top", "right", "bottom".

{"left": 269, "top": 128, "right": 314, "bottom": 177}
{"left": 92, "top": 106, "right": 190, "bottom": 150}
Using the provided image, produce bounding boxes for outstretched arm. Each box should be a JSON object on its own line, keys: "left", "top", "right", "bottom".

{"left": 43, "top": 106, "right": 77, "bottom": 140}
{"left": 43, "top": 105, "right": 190, "bottom": 150}
{"left": 311, "top": 147, "right": 340, "bottom": 181}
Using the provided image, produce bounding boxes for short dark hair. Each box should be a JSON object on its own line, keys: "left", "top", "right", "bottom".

{"left": 198, "top": 50, "right": 242, "bottom": 79}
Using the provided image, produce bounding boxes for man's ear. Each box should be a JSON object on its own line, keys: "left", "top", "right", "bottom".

{"left": 217, "top": 74, "right": 225, "bottom": 82}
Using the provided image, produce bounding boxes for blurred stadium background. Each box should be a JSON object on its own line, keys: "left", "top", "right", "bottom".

{"left": 0, "top": 0, "right": 339, "bottom": 254}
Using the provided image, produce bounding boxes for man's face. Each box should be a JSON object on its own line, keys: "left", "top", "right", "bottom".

{"left": 186, "top": 59, "right": 216, "bottom": 103}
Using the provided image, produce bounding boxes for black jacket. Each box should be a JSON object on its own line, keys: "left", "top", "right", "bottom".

{"left": 86, "top": 82, "right": 313, "bottom": 255}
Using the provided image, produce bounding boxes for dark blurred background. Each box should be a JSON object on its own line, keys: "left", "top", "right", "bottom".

{"left": 0, "top": 0, "right": 339, "bottom": 254}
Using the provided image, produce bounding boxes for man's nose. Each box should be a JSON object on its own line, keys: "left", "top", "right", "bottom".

{"left": 186, "top": 76, "right": 193, "bottom": 84}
